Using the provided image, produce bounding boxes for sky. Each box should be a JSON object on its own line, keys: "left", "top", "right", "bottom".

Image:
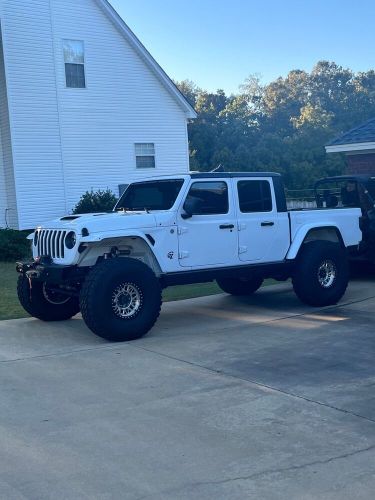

{"left": 109, "top": 0, "right": 375, "bottom": 95}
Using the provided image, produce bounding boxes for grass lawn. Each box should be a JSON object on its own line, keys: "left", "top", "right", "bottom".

{"left": 0, "top": 261, "right": 28, "bottom": 320}
{"left": 0, "top": 261, "right": 222, "bottom": 321}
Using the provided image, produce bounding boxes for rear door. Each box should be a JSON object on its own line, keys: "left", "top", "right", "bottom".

{"left": 177, "top": 180, "right": 238, "bottom": 267}
{"left": 235, "top": 178, "right": 290, "bottom": 262}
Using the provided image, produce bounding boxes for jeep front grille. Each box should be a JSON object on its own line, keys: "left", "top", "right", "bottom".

{"left": 36, "top": 230, "right": 67, "bottom": 259}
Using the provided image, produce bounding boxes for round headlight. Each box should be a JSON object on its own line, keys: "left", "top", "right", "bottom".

{"left": 65, "top": 231, "right": 77, "bottom": 250}
{"left": 33, "top": 231, "right": 39, "bottom": 246}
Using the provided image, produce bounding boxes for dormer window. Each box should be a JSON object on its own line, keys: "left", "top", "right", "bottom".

{"left": 63, "top": 40, "right": 86, "bottom": 88}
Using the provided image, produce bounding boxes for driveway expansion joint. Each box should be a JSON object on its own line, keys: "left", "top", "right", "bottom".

{"left": 132, "top": 342, "right": 375, "bottom": 426}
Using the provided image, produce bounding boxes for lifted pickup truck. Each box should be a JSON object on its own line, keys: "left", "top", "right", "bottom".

{"left": 17, "top": 172, "right": 362, "bottom": 342}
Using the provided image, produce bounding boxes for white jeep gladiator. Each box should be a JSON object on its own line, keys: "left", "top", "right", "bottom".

{"left": 16, "top": 172, "right": 362, "bottom": 342}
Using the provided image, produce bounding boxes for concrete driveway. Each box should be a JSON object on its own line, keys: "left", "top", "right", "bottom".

{"left": 1, "top": 280, "right": 375, "bottom": 499}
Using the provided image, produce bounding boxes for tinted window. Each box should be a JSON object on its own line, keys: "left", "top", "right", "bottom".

{"left": 184, "top": 182, "right": 229, "bottom": 215}
{"left": 116, "top": 180, "right": 184, "bottom": 211}
{"left": 238, "top": 180, "right": 273, "bottom": 213}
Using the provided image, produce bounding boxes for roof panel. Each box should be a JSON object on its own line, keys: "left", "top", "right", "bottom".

{"left": 327, "top": 118, "right": 375, "bottom": 146}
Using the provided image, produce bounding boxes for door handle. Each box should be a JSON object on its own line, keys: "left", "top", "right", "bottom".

{"left": 220, "top": 224, "right": 235, "bottom": 230}
{"left": 261, "top": 221, "right": 274, "bottom": 227}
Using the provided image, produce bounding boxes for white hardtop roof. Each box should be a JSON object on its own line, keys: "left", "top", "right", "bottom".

{"left": 96, "top": 0, "right": 197, "bottom": 119}
{"left": 128, "top": 172, "right": 281, "bottom": 183}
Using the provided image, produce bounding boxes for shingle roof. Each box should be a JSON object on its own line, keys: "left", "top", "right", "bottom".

{"left": 328, "top": 118, "right": 375, "bottom": 146}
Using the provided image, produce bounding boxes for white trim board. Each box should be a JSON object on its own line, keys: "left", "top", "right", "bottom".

{"left": 326, "top": 142, "right": 375, "bottom": 154}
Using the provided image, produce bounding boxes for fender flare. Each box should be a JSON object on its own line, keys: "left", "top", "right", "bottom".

{"left": 286, "top": 224, "right": 344, "bottom": 260}
{"left": 79, "top": 231, "right": 162, "bottom": 271}
{"left": 81, "top": 229, "right": 153, "bottom": 247}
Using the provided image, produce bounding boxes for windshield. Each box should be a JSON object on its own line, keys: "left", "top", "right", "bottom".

{"left": 116, "top": 179, "right": 185, "bottom": 212}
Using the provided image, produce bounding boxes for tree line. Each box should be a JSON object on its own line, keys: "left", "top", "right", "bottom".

{"left": 176, "top": 61, "right": 375, "bottom": 190}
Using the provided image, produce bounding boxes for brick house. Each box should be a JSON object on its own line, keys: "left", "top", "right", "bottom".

{"left": 326, "top": 119, "right": 375, "bottom": 175}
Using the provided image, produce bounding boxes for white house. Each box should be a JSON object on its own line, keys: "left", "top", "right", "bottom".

{"left": 0, "top": 0, "right": 196, "bottom": 230}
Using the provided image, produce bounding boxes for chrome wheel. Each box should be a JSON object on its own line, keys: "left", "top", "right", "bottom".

{"left": 42, "top": 283, "right": 70, "bottom": 305}
{"left": 317, "top": 260, "right": 337, "bottom": 289}
{"left": 112, "top": 282, "right": 142, "bottom": 319}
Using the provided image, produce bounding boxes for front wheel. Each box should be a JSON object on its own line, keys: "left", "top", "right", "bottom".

{"left": 79, "top": 258, "right": 162, "bottom": 342}
{"left": 216, "top": 276, "right": 264, "bottom": 296}
{"left": 17, "top": 276, "right": 80, "bottom": 321}
{"left": 292, "top": 241, "right": 349, "bottom": 307}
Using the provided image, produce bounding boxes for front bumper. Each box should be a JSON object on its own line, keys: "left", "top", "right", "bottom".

{"left": 16, "top": 258, "right": 84, "bottom": 285}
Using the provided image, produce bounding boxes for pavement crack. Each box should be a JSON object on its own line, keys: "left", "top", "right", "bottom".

{"left": 0, "top": 344, "right": 121, "bottom": 364}
{"left": 203, "top": 444, "right": 375, "bottom": 485}
{"left": 134, "top": 443, "right": 375, "bottom": 500}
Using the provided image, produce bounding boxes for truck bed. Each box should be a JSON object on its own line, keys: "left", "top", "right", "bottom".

{"left": 288, "top": 207, "right": 362, "bottom": 249}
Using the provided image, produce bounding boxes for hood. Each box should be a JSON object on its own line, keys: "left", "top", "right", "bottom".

{"left": 38, "top": 211, "right": 158, "bottom": 234}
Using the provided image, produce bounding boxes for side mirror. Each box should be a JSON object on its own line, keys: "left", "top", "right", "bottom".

{"left": 181, "top": 197, "right": 200, "bottom": 220}
{"left": 181, "top": 211, "right": 192, "bottom": 220}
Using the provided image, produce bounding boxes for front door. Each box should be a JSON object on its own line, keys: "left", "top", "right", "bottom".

{"left": 178, "top": 180, "right": 238, "bottom": 268}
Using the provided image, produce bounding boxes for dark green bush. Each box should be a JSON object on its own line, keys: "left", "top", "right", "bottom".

{"left": 0, "top": 229, "right": 31, "bottom": 261}
{"left": 73, "top": 189, "right": 118, "bottom": 214}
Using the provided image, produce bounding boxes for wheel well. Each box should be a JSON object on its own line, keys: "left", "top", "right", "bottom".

{"left": 302, "top": 227, "right": 344, "bottom": 248}
{"left": 77, "top": 236, "right": 162, "bottom": 275}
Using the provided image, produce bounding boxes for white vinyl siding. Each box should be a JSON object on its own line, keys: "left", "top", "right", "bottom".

{"left": 1, "top": 0, "right": 67, "bottom": 229}
{"left": 0, "top": 130, "right": 6, "bottom": 228}
{"left": 52, "top": 0, "right": 189, "bottom": 213}
{"left": 0, "top": 30, "right": 18, "bottom": 228}
{"left": 0, "top": 0, "right": 191, "bottom": 229}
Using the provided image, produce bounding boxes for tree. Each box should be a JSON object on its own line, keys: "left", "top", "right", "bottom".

{"left": 73, "top": 189, "right": 118, "bottom": 214}
{"left": 176, "top": 62, "right": 375, "bottom": 189}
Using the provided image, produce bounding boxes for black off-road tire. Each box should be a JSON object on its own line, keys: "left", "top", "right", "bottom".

{"left": 216, "top": 276, "right": 264, "bottom": 296}
{"left": 17, "top": 275, "right": 80, "bottom": 321}
{"left": 80, "top": 258, "right": 162, "bottom": 342}
{"left": 292, "top": 241, "right": 349, "bottom": 307}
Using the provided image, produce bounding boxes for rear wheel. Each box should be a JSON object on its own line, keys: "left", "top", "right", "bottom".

{"left": 292, "top": 241, "right": 349, "bottom": 307}
{"left": 17, "top": 276, "right": 80, "bottom": 321}
{"left": 216, "top": 276, "right": 264, "bottom": 296}
{"left": 80, "top": 258, "right": 162, "bottom": 342}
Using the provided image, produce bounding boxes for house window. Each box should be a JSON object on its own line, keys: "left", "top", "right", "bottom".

{"left": 63, "top": 40, "right": 86, "bottom": 88}
{"left": 135, "top": 143, "right": 156, "bottom": 169}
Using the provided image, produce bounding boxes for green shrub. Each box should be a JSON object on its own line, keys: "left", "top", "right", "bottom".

{"left": 73, "top": 189, "right": 118, "bottom": 214}
{"left": 0, "top": 229, "right": 31, "bottom": 262}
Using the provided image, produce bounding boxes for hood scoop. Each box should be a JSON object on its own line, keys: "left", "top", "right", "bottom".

{"left": 60, "top": 215, "right": 81, "bottom": 221}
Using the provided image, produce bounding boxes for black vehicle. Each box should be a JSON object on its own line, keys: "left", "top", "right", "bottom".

{"left": 314, "top": 175, "right": 375, "bottom": 262}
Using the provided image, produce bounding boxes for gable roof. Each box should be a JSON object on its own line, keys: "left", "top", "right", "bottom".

{"left": 96, "top": 0, "right": 197, "bottom": 119}
{"left": 326, "top": 118, "right": 375, "bottom": 153}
